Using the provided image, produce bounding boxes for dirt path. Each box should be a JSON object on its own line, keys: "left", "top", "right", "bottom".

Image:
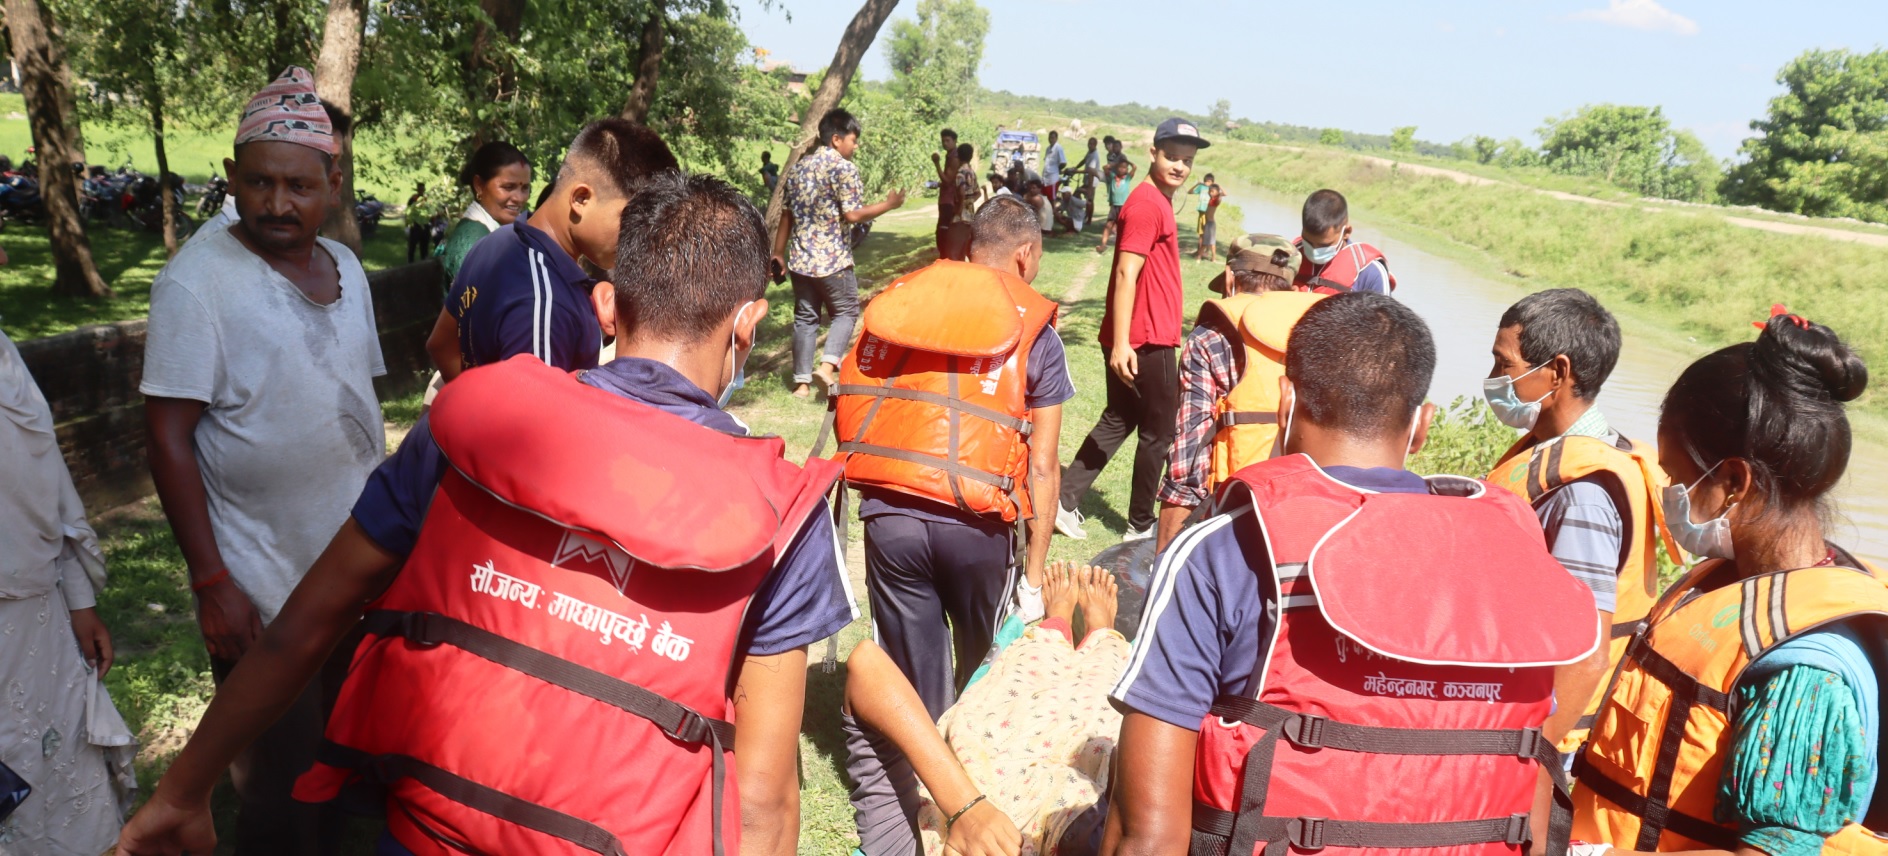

{"left": 1259, "top": 143, "right": 1888, "bottom": 247}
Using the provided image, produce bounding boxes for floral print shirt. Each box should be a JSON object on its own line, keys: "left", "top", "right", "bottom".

{"left": 785, "top": 145, "right": 865, "bottom": 278}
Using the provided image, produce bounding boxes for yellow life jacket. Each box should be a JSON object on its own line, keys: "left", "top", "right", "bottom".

{"left": 1486, "top": 433, "right": 1680, "bottom": 753}
{"left": 1203, "top": 291, "right": 1326, "bottom": 490}
{"left": 1572, "top": 551, "right": 1888, "bottom": 854}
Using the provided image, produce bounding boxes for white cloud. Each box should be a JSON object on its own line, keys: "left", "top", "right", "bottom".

{"left": 1568, "top": 0, "right": 1699, "bottom": 36}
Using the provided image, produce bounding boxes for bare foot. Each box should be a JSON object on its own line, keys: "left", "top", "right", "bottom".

{"left": 1043, "top": 561, "right": 1077, "bottom": 626}
{"left": 791, "top": 384, "right": 811, "bottom": 398}
{"left": 1078, "top": 563, "right": 1118, "bottom": 636}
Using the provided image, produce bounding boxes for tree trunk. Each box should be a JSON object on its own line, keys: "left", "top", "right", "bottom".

{"left": 269, "top": 0, "right": 299, "bottom": 74}
{"left": 313, "top": 0, "right": 365, "bottom": 254}
{"left": 5, "top": 0, "right": 108, "bottom": 297}
{"left": 147, "top": 69, "right": 181, "bottom": 257}
{"left": 618, "top": 0, "right": 664, "bottom": 125}
{"left": 763, "top": 0, "right": 899, "bottom": 241}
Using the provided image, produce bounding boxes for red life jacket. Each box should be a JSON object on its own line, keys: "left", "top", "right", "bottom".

{"left": 1190, "top": 455, "right": 1598, "bottom": 856}
{"left": 292, "top": 357, "right": 842, "bottom": 856}
{"left": 1291, "top": 239, "right": 1397, "bottom": 294}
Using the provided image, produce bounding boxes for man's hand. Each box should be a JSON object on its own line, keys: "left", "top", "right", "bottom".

{"left": 887, "top": 189, "right": 908, "bottom": 209}
{"left": 945, "top": 800, "right": 1022, "bottom": 856}
{"left": 117, "top": 788, "right": 218, "bottom": 855}
{"left": 1109, "top": 347, "right": 1139, "bottom": 385}
{"left": 931, "top": 152, "right": 942, "bottom": 166}
{"left": 68, "top": 607, "right": 113, "bottom": 677}
{"left": 194, "top": 577, "right": 262, "bottom": 661}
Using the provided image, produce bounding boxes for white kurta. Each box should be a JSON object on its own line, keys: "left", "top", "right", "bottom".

{"left": 0, "top": 329, "right": 133, "bottom": 855}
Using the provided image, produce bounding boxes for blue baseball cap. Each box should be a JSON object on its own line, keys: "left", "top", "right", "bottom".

{"left": 1154, "top": 117, "right": 1210, "bottom": 149}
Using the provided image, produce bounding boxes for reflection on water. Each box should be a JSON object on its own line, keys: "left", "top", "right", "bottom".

{"left": 1224, "top": 184, "right": 1887, "bottom": 563}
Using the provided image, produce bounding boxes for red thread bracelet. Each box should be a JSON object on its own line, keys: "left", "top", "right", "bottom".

{"left": 191, "top": 568, "right": 231, "bottom": 592}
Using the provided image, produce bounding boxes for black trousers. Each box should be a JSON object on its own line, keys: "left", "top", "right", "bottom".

{"left": 406, "top": 224, "right": 433, "bottom": 262}
{"left": 1060, "top": 344, "right": 1181, "bottom": 532}
{"left": 863, "top": 513, "right": 1015, "bottom": 719}
{"left": 209, "top": 627, "right": 360, "bottom": 856}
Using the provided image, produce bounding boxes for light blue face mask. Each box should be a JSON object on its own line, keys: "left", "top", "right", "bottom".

{"left": 1481, "top": 363, "right": 1552, "bottom": 430}
{"left": 1660, "top": 460, "right": 1737, "bottom": 561}
{"left": 717, "top": 301, "right": 756, "bottom": 409}
{"left": 1303, "top": 240, "right": 1341, "bottom": 266}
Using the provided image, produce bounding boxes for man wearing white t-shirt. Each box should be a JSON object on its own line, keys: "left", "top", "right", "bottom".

{"left": 1042, "top": 129, "right": 1067, "bottom": 193}
{"left": 140, "top": 66, "right": 384, "bottom": 856}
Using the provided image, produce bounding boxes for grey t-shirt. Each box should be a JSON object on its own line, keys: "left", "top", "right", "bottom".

{"left": 140, "top": 227, "right": 386, "bottom": 623}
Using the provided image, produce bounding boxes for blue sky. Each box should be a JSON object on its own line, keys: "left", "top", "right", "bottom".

{"left": 729, "top": 0, "right": 1888, "bottom": 159}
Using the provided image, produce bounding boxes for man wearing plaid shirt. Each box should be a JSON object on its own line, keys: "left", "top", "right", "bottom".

{"left": 1155, "top": 234, "right": 1302, "bottom": 551}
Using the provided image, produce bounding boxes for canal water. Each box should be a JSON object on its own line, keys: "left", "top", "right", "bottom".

{"left": 1219, "top": 178, "right": 1888, "bottom": 563}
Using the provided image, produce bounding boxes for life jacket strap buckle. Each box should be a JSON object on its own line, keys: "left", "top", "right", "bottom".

{"left": 1282, "top": 713, "right": 1326, "bottom": 749}
{"left": 1504, "top": 812, "right": 1532, "bottom": 846}
{"left": 1287, "top": 816, "right": 1327, "bottom": 851}
{"left": 1516, "top": 727, "right": 1544, "bottom": 760}
{"left": 401, "top": 612, "right": 443, "bottom": 648}
{"left": 665, "top": 708, "right": 712, "bottom": 745}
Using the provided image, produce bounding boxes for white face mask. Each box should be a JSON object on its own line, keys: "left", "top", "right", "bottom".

{"left": 1660, "top": 460, "right": 1737, "bottom": 561}
{"left": 1482, "top": 363, "right": 1553, "bottom": 431}
{"left": 717, "top": 301, "right": 756, "bottom": 409}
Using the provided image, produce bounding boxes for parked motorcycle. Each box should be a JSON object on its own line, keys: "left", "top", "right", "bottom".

{"left": 355, "top": 189, "right": 387, "bottom": 237}
{"left": 196, "top": 164, "right": 229, "bottom": 219}
{"left": 0, "top": 169, "right": 44, "bottom": 231}
{"left": 124, "top": 171, "right": 194, "bottom": 242}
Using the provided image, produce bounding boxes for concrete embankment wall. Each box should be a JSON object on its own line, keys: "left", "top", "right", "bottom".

{"left": 21, "top": 260, "right": 442, "bottom": 510}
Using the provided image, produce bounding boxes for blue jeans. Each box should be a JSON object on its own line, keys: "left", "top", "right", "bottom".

{"left": 791, "top": 267, "right": 860, "bottom": 383}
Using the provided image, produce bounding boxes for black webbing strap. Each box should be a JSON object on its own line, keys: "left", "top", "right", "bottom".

{"left": 1210, "top": 697, "right": 1554, "bottom": 760}
{"left": 358, "top": 610, "right": 735, "bottom": 856}
{"left": 1614, "top": 637, "right": 1727, "bottom": 851}
{"left": 832, "top": 384, "right": 1031, "bottom": 434}
{"left": 1571, "top": 753, "right": 1740, "bottom": 851}
{"left": 1611, "top": 620, "right": 1643, "bottom": 640}
{"left": 1305, "top": 276, "right": 1353, "bottom": 294}
{"left": 1575, "top": 713, "right": 1597, "bottom": 732}
{"left": 1205, "top": 697, "right": 1571, "bottom": 856}
{"left": 1217, "top": 411, "right": 1279, "bottom": 429}
{"left": 1194, "top": 803, "right": 1534, "bottom": 856}
{"left": 834, "top": 442, "right": 1016, "bottom": 490}
{"left": 319, "top": 742, "right": 630, "bottom": 856}
{"left": 810, "top": 397, "right": 840, "bottom": 459}
{"left": 361, "top": 610, "right": 737, "bottom": 750}
{"left": 1624, "top": 638, "right": 1729, "bottom": 713}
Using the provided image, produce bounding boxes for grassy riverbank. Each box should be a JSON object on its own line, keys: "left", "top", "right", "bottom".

{"left": 1199, "top": 140, "right": 1888, "bottom": 414}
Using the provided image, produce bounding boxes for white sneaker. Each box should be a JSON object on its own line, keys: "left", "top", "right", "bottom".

{"left": 1055, "top": 504, "right": 1088, "bottom": 540}
{"left": 1122, "top": 524, "right": 1155, "bottom": 542}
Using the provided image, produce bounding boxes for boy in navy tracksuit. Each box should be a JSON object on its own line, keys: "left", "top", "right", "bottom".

{"left": 433, "top": 119, "right": 679, "bottom": 380}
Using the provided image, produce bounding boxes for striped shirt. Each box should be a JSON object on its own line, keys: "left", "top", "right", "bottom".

{"left": 446, "top": 217, "right": 603, "bottom": 373}
{"left": 1534, "top": 408, "right": 1625, "bottom": 615}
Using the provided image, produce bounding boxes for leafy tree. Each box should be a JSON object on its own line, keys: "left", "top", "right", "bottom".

{"left": 884, "top": 0, "right": 988, "bottom": 126}
{"left": 1722, "top": 48, "right": 1888, "bottom": 222}
{"left": 1538, "top": 104, "right": 1715, "bottom": 202}
{"left": 1209, "top": 99, "right": 1231, "bottom": 126}
{"left": 70, "top": 0, "right": 216, "bottom": 254}
{"left": 1319, "top": 128, "right": 1343, "bottom": 146}
{"left": 1390, "top": 125, "right": 1416, "bottom": 154}
{"left": 1495, "top": 137, "right": 1540, "bottom": 169}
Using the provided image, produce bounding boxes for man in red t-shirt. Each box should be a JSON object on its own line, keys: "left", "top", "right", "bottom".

{"left": 1057, "top": 118, "right": 1208, "bottom": 541}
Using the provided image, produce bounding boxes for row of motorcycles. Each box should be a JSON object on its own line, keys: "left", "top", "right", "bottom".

{"left": 0, "top": 157, "right": 393, "bottom": 239}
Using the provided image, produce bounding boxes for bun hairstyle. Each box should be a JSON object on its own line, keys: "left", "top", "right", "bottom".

{"left": 1660, "top": 312, "right": 1868, "bottom": 517}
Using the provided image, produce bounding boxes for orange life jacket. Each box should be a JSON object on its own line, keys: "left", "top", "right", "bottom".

{"left": 1291, "top": 239, "right": 1397, "bottom": 294}
{"left": 828, "top": 259, "right": 1059, "bottom": 523}
{"left": 292, "top": 357, "right": 842, "bottom": 856}
{"left": 1573, "top": 551, "right": 1888, "bottom": 855}
{"left": 1486, "top": 433, "right": 1680, "bottom": 752}
{"left": 1199, "top": 291, "right": 1327, "bottom": 489}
